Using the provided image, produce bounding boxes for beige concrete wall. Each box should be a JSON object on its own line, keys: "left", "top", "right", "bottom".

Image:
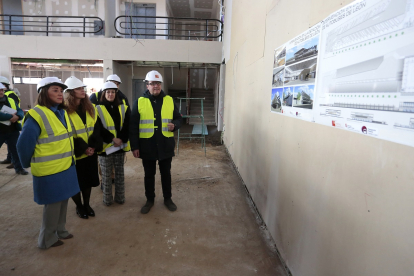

{"left": 223, "top": 0, "right": 414, "bottom": 275}
{"left": 0, "top": 35, "right": 222, "bottom": 64}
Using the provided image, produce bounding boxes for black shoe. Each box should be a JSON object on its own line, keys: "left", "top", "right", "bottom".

{"left": 50, "top": 240, "right": 64, "bottom": 247}
{"left": 164, "top": 199, "right": 177, "bottom": 212}
{"left": 115, "top": 200, "right": 125, "bottom": 205}
{"left": 84, "top": 205, "right": 95, "bottom": 217}
{"left": 0, "top": 159, "right": 11, "bottom": 164}
{"left": 76, "top": 206, "right": 89, "bottom": 219}
{"left": 16, "top": 169, "right": 28, "bottom": 175}
{"left": 7, "top": 164, "right": 14, "bottom": 169}
{"left": 140, "top": 200, "right": 154, "bottom": 214}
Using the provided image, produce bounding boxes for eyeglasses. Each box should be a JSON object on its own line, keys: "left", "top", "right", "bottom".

{"left": 148, "top": 82, "right": 161, "bottom": 86}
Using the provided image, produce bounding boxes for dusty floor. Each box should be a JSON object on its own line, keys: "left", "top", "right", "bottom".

{"left": 0, "top": 141, "right": 286, "bottom": 276}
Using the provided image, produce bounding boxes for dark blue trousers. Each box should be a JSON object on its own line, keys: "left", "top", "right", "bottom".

{"left": 0, "top": 131, "right": 23, "bottom": 172}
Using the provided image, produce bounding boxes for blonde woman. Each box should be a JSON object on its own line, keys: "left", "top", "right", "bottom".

{"left": 64, "top": 76, "right": 105, "bottom": 219}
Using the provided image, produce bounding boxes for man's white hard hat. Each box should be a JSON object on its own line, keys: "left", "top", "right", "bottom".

{"left": 106, "top": 74, "right": 122, "bottom": 84}
{"left": 102, "top": 81, "right": 118, "bottom": 91}
{"left": 37, "top": 77, "right": 67, "bottom": 93}
{"left": 0, "top": 76, "right": 10, "bottom": 85}
{"left": 64, "top": 76, "right": 86, "bottom": 92}
{"left": 0, "top": 83, "right": 6, "bottom": 90}
{"left": 144, "top": 70, "right": 163, "bottom": 83}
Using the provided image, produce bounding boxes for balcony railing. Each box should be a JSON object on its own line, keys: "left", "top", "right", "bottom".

{"left": 0, "top": 14, "right": 223, "bottom": 40}
{"left": 114, "top": 15, "right": 222, "bottom": 41}
{"left": 0, "top": 14, "right": 103, "bottom": 36}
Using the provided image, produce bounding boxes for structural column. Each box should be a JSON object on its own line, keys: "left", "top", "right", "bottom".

{"left": 105, "top": 0, "right": 117, "bottom": 37}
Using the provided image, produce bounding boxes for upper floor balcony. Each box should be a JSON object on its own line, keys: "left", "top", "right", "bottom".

{"left": 0, "top": 0, "right": 223, "bottom": 41}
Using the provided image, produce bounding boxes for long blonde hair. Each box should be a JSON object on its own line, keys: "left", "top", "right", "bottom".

{"left": 65, "top": 90, "right": 95, "bottom": 117}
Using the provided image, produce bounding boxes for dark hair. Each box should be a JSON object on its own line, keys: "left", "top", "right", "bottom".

{"left": 35, "top": 86, "right": 67, "bottom": 109}
{"left": 100, "top": 89, "right": 120, "bottom": 106}
{"left": 65, "top": 89, "right": 95, "bottom": 117}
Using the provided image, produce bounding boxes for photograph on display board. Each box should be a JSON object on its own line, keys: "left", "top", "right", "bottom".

{"left": 272, "top": 46, "right": 286, "bottom": 88}
{"left": 315, "top": 0, "right": 414, "bottom": 146}
{"left": 285, "top": 36, "right": 319, "bottom": 66}
{"left": 272, "top": 67, "right": 285, "bottom": 88}
{"left": 271, "top": 88, "right": 283, "bottom": 112}
{"left": 283, "top": 86, "right": 294, "bottom": 107}
{"left": 292, "top": 85, "right": 315, "bottom": 109}
{"left": 274, "top": 46, "right": 286, "bottom": 67}
{"left": 284, "top": 57, "right": 317, "bottom": 86}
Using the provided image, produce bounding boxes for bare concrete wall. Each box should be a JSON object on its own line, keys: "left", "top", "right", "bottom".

{"left": 223, "top": 0, "right": 414, "bottom": 275}
{"left": 0, "top": 35, "right": 222, "bottom": 64}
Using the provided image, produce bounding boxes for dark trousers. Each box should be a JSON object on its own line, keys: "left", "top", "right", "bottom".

{"left": 0, "top": 131, "right": 23, "bottom": 172}
{"left": 142, "top": 157, "right": 172, "bottom": 201}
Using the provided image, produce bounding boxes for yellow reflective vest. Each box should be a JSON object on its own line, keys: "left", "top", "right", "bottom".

{"left": 68, "top": 107, "right": 98, "bottom": 160}
{"left": 6, "top": 96, "right": 22, "bottom": 127}
{"left": 96, "top": 104, "right": 131, "bottom": 153}
{"left": 5, "top": 90, "right": 20, "bottom": 107}
{"left": 26, "top": 105, "right": 74, "bottom": 177}
{"left": 138, "top": 96, "right": 174, "bottom": 138}
{"left": 7, "top": 97, "right": 17, "bottom": 111}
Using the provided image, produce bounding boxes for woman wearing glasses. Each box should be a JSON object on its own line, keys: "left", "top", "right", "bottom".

{"left": 96, "top": 82, "right": 130, "bottom": 206}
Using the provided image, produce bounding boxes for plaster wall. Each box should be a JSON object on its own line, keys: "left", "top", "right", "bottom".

{"left": 223, "top": 0, "right": 414, "bottom": 275}
{"left": 0, "top": 35, "right": 222, "bottom": 64}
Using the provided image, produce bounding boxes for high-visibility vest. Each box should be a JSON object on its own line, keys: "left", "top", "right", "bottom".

{"left": 26, "top": 105, "right": 74, "bottom": 177}
{"left": 6, "top": 96, "right": 22, "bottom": 127}
{"left": 68, "top": 107, "right": 98, "bottom": 160}
{"left": 96, "top": 104, "right": 131, "bottom": 153}
{"left": 138, "top": 96, "right": 174, "bottom": 138}
{"left": 5, "top": 90, "right": 20, "bottom": 107}
{"left": 95, "top": 91, "right": 126, "bottom": 105}
{"left": 7, "top": 97, "right": 17, "bottom": 111}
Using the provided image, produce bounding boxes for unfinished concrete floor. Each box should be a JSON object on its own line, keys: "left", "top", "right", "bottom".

{"left": 0, "top": 141, "right": 286, "bottom": 276}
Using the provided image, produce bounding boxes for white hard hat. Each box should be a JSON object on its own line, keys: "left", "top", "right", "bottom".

{"left": 0, "top": 83, "right": 6, "bottom": 90}
{"left": 37, "top": 77, "right": 67, "bottom": 93}
{"left": 64, "top": 76, "right": 86, "bottom": 92}
{"left": 144, "top": 70, "right": 163, "bottom": 83}
{"left": 106, "top": 74, "right": 122, "bottom": 83}
{"left": 102, "top": 81, "right": 118, "bottom": 91}
{"left": 0, "top": 76, "right": 10, "bottom": 85}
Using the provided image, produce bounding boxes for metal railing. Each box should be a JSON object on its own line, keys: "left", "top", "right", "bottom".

{"left": 0, "top": 14, "right": 103, "bottom": 36}
{"left": 115, "top": 15, "right": 222, "bottom": 40}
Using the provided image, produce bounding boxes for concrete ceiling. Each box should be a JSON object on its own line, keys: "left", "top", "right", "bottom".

{"left": 167, "top": 0, "right": 220, "bottom": 19}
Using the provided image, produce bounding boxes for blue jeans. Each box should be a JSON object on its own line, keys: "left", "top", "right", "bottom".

{"left": 0, "top": 131, "right": 23, "bottom": 172}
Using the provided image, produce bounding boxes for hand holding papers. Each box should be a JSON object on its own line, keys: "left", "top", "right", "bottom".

{"left": 0, "top": 105, "right": 16, "bottom": 126}
{"left": 105, "top": 143, "right": 128, "bottom": 155}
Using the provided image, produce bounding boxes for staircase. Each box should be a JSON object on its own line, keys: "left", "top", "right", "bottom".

{"left": 189, "top": 89, "right": 215, "bottom": 125}
{"left": 168, "top": 89, "right": 187, "bottom": 115}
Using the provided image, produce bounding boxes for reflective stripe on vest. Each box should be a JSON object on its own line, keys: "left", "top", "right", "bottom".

{"left": 138, "top": 96, "right": 174, "bottom": 138}
{"left": 27, "top": 105, "right": 74, "bottom": 177}
{"left": 68, "top": 107, "right": 98, "bottom": 160}
{"left": 96, "top": 104, "right": 131, "bottom": 153}
{"left": 7, "top": 97, "right": 22, "bottom": 127}
{"left": 5, "top": 90, "right": 20, "bottom": 107}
